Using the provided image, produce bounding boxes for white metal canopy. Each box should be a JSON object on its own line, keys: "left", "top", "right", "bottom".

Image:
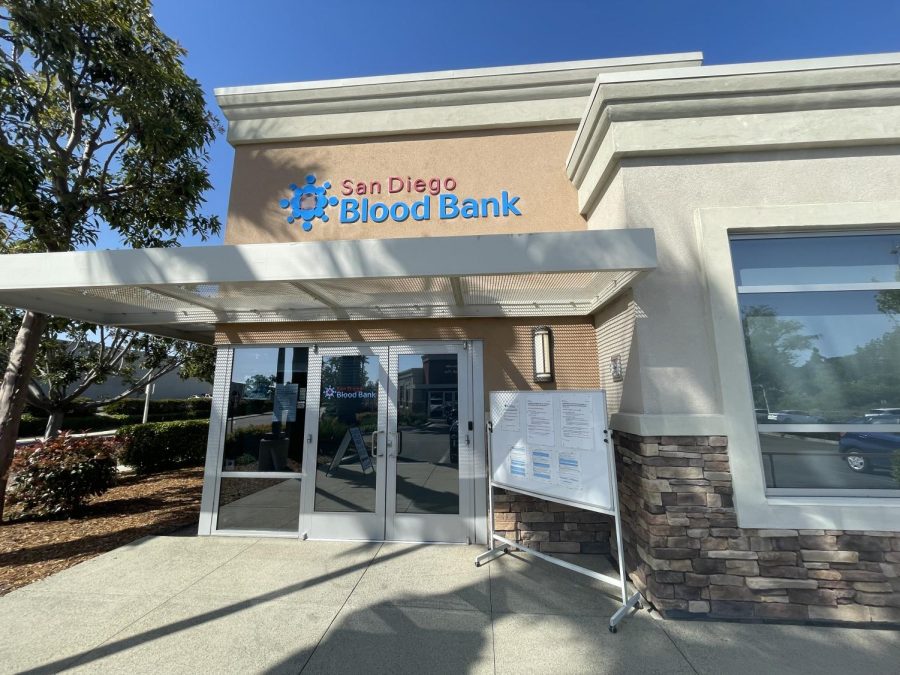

{"left": 0, "top": 230, "right": 656, "bottom": 344}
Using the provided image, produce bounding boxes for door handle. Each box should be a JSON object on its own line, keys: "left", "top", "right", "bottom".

{"left": 372, "top": 429, "right": 385, "bottom": 457}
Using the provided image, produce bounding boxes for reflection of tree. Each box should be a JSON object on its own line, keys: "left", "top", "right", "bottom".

{"left": 825, "top": 327, "right": 900, "bottom": 412}
{"left": 876, "top": 288, "right": 900, "bottom": 319}
{"left": 742, "top": 306, "right": 817, "bottom": 410}
{"left": 244, "top": 373, "right": 275, "bottom": 399}
{"left": 743, "top": 302, "right": 900, "bottom": 418}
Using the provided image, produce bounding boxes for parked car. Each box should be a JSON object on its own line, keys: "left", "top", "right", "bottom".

{"left": 766, "top": 410, "right": 826, "bottom": 423}
{"left": 839, "top": 415, "right": 900, "bottom": 473}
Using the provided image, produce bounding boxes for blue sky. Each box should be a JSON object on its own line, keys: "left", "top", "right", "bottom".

{"left": 118, "top": 0, "right": 900, "bottom": 249}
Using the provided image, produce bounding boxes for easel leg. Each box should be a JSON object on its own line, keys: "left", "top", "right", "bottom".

{"left": 608, "top": 591, "right": 642, "bottom": 632}
{"left": 475, "top": 543, "right": 510, "bottom": 567}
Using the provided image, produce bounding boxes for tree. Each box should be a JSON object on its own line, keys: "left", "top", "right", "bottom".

{"left": 0, "top": 0, "right": 220, "bottom": 520}
{"left": 0, "top": 311, "right": 215, "bottom": 437}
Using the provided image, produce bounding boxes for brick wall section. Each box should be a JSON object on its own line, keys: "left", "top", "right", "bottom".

{"left": 492, "top": 489, "right": 613, "bottom": 555}
{"left": 613, "top": 431, "right": 900, "bottom": 624}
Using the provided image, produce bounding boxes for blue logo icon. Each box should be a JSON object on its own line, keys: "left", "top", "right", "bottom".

{"left": 279, "top": 175, "right": 339, "bottom": 231}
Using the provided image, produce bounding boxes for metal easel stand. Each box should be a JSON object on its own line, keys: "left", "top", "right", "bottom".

{"left": 475, "top": 429, "right": 643, "bottom": 633}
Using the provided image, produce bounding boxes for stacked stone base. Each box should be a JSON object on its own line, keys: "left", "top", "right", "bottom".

{"left": 492, "top": 489, "right": 612, "bottom": 555}
{"left": 614, "top": 431, "right": 900, "bottom": 624}
{"left": 488, "top": 433, "right": 899, "bottom": 624}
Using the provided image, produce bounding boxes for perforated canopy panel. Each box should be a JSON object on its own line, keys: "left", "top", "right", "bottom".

{"left": 0, "top": 231, "right": 656, "bottom": 344}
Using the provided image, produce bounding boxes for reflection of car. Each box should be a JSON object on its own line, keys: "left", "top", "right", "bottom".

{"left": 767, "top": 410, "right": 826, "bottom": 423}
{"left": 839, "top": 415, "right": 900, "bottom": 473}
{"left": 755, "top": 409, "right": 770, "bottom": 423}
{"left": 449, "top": 419, "right": 459, "bottom": 463}
{"left": 865, "top": 408, "right": 900, "bottom": 418}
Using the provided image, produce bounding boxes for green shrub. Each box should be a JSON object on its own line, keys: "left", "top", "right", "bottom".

{"left": 17, "top": 413, "right": 45, "bottom": 437}
{"left": 6, "top": 433, "right": 118, "bottom": 518}
{"left": 17, "top": 413, "right": 132, "bottom": 438}
{"left": 103, "top": 397, "right": 212, "bottom": 417}
{"left": 316, "top": 418, "right": 349, "bottom": 454}
{"left": 101, "top": 399, "right": 144, "bottom": 415}
{"left": 222, "top": 424, "right": 270, "bottom": 465}
{"left": 356, "top": 412, "right": 378, "bottom": 433}
{"left": 116, "top": 419, "right": 209, "bottom": 473}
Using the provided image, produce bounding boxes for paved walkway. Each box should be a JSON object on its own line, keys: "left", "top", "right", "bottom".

{"left": 0, "top": 535, "right": 897, "bottom": 674}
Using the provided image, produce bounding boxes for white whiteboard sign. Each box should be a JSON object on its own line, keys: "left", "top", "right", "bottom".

{"left": 489, "top": 390, "right": 614, "bottom": 513}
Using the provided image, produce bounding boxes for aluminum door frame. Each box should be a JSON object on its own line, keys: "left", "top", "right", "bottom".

{"left": 301, "top": 344, "right": 390, "bottom": 541}
{"left": 386, "top": 342, "right": 473, "bottom": 543}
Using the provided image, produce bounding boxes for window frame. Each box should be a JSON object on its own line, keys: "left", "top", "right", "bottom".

{"left": 220, "top": 344, "right": 309, "bottom": 477}
{"left": 699, "top": 202, "right": 900, "bottom": 530}
{"left": 731, "top": 231, "right": 900, "bottom": 497}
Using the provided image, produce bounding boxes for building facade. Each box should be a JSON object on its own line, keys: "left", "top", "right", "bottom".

{"left": 1, "top": 51, "right": 898, "bottom": 624}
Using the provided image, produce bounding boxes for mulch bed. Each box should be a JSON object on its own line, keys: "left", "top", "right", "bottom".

{"left": 0, "top": 467, "right": 204, "bottom": 596}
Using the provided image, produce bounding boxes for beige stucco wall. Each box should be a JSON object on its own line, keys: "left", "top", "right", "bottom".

{"left": 215, "top": 317, "right": 600, "bottom": 399}
{"left": 593, "top": 291, "right": 638, "bottom": 416}
{"left": 586, "top": 169, "right": 627, "bottom": 231}
{"left": 224, "top": 127, "right": 585, "bottom": 243}
{"left": 591, "top": 146, "right": 900, "bottom": 417}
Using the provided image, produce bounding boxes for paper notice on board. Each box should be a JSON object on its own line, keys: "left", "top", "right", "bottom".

{"left": 508, "top": 446, "right": 527, "bottom": 480}
{"left": 526, "top": 398, "right": 555, "bottom": 445}
{"left": 558, "top": 451, "right": 582, "bottom": 490}
{"left": 500, "top": 402, "right": 521, "bottom": 432}
{"left": 560, "top": 394, "right": 595, "bottom": 451}
{"left": 529, "top": 449, "right": 553, "bottom": 482}
{"left": 272, "top": 383, "right": 299, "bottom": 423}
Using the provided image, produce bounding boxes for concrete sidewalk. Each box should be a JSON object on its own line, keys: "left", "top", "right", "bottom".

{"left": 0, "top": 535, "right": 896, "bottom": 674}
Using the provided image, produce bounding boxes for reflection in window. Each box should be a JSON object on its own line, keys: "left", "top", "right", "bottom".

{"left": 731, "top": 232, "right": 900, "bottom": 491}
{"left": 396, "top": 353, "right": 460, "bottom": 515}
{"left": 740, "top": 291, "right": 899, "bottom": 423}
{"left": 731, "top": 232, "right": 900, "bottom": 285}
{"left": 216, "top": 478, "right": 301, "bottom": 532}
{"left": 313, "top": 355, "right": 380, "bottom": 513}
{"left": 223, "top": 347, "right": 308, "bottom": 472}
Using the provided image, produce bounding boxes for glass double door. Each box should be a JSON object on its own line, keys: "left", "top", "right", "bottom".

{"left": 301, "top": 343, "right": 471, "bottom": 542}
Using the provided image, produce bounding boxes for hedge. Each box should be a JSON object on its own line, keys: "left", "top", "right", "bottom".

{"left": 116, "top": 419, "right": 210, "bottom": 473}
{"left": 103, "top": 397, "right": 212, "bottom": 417}
{"left": 17, "top": 412, "right": 132, "bottom": 438}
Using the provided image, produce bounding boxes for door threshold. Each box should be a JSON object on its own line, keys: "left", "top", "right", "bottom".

{"left": 305, "top": 536, "right": 471, "bottom": 545}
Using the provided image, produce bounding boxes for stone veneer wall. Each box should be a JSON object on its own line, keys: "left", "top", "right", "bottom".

{"left": 613, "top": 431, "right": 900, "bottom": 623}
{"left": 492, "top": 489, "right": 612, "bottom": 555}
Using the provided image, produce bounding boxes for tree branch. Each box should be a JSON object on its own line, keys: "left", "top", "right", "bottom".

{"left": 94, "top": 359, "right": 182, "bottom": 406}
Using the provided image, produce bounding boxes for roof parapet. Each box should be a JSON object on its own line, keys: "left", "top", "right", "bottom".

{"left": 214, "top": 52, "right": 702, "bottom": 144}
{"left": 566, "top": 51, "right": 900, "bottom": 217}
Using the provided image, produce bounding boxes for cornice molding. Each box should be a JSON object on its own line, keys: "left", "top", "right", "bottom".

{"left": 567, "top": 52, "right": 900, "bottom": 217}
{"left": 214, "top": 53, "right": 702, "bottom": 144}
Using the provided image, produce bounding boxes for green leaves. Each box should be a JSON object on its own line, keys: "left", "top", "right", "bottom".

{"left": 6, "top": 432, "right": 118, "bottom": 517}
{"left": 0, "top": 310, "right": 215, "bottom": 418}
{"left": 0, "top": 0, "right": 220, "bottom": 252}
{"left": 116, "top": 419, "right": 208, "bottom": 473}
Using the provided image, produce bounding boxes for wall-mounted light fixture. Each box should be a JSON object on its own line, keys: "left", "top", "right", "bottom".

{"left": 532, "top": 325, "right": 554, "bottom": 383}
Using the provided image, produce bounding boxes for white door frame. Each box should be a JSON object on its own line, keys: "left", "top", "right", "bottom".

{"left": 202, "top": 340, "right": 487, "bottom": 544}
{"left": 301, "top": 344, "right": 390, "bottom": 541}
{"left": 386, "top": 342, "right": 472, "bottom": 543}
